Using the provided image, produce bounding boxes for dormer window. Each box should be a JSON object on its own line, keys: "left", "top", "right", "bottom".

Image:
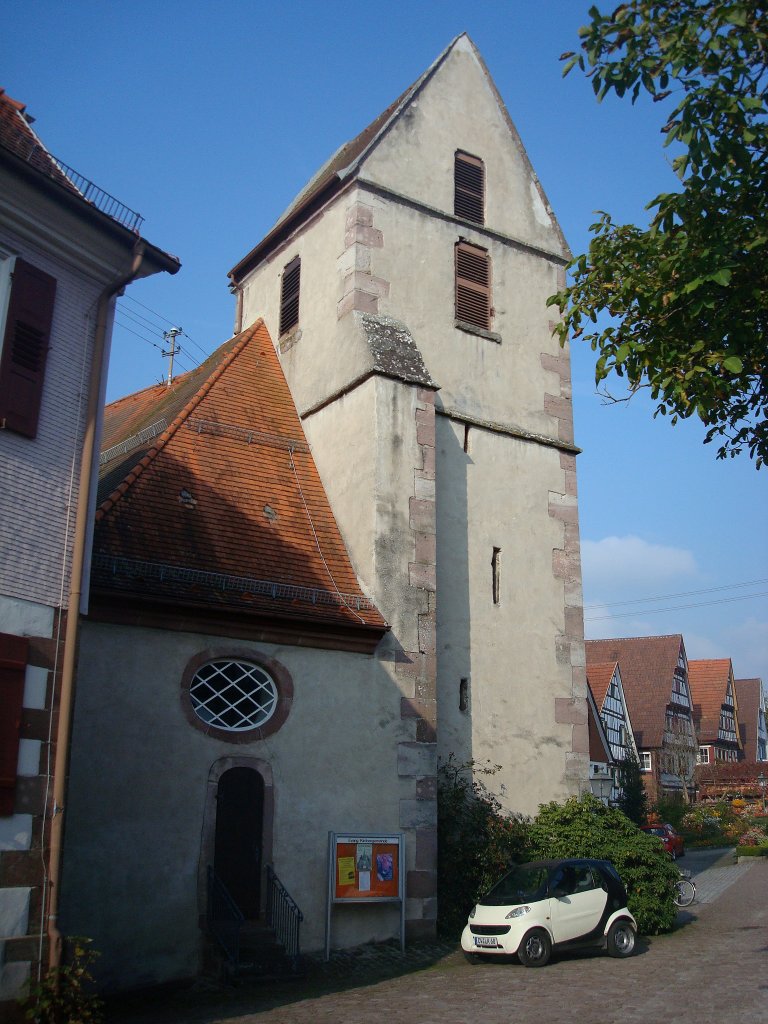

{"left": 279, "top": 257, "right": 300, "bottom": 336}
{"left": 454, "top": 151, "right": 484, "bottom": 225}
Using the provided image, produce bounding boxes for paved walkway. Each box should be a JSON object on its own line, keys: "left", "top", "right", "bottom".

{"left": 109, "top": 856, "right": 768, "bottom": 1024}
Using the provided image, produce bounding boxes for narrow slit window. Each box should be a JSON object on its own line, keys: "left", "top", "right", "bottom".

{"left": 459, "top": 678, "right": 469, "bottom": 713}
{"left": 454, "top": 152, "right": 485, "bottom": 225}
{"left": 463, "top": 423, "right": 470, "bottom": 453}
{"left": 492, "top": 547, "right": 501, "bottom": 606}
{"left": 455, "top": 242, "right": 491, "bottom": 331}
{"left": 279, "top": 257, "right": 300, "bottom": 336}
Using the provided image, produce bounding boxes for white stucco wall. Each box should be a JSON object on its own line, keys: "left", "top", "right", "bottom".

{"left": 234, "top": 34, "right": 586, "bottom": 821}
{"left": 61, "top": 622, "right": 415, "bottom": 989}
{"left": 435, "top": 417, "right": 577, "bottom": 815}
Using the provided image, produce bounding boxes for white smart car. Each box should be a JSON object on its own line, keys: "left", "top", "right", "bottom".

{"left": 461, "top": 858, "right": 637, "bottom": 967}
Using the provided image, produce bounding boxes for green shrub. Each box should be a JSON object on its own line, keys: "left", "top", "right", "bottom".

{"left": 526, "top": 794, "right": 679, "bottom": 935}
{"left": 437, "top": 756, "right": 529, "bottom": 936}
{"left": 22, "top": 937, "right": 103, "bottom": 1024}
{"left": 616, "top": 749, "right": 649, "bottom": 825}
{"left": 736, "top": 844, "right": 768, "bottom": 857}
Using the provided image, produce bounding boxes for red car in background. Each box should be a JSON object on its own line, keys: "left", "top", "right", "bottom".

{"left": 641, "top": 823, "right": 685, "bottom": 859}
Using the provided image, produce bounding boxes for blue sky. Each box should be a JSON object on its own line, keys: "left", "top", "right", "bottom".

{"left": 5, "top": 1, "right": 766, "bottom": 683}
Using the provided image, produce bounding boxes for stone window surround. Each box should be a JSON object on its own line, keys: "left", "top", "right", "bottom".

{"left": 180, "top": 647, "right": 293, "bottom": 744}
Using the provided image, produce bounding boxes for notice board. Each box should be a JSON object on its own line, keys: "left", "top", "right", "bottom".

{"left": 326, "top": 832, "right": 405, "bottom": 956}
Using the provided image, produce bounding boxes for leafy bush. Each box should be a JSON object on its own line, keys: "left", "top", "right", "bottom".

{"left": 527, "top": 795, "right": 679, "bottom": 935}
{"left": 437, "top": 756, "right": 529, "bottom": 936}
{"left": 22, "top": 937, "right": 103, "bottom": 1024}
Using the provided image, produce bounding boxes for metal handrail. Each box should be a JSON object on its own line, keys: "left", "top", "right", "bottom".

{"left": 207, "top": 866, "right": 244, "bottom": 966}
{"left": 52, "top": 157, "right": 144, "bottom": 231}
{"left": 266, "top": 865, "right": 303, "bottom": 965}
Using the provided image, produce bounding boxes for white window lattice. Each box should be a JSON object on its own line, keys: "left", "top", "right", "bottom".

{"left": 190, "top": 660, "right": 277, "bottom": 732}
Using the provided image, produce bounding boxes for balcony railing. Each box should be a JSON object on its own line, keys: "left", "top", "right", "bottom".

{"left": 46, "top": 156, "right": 144, "bottom": 232}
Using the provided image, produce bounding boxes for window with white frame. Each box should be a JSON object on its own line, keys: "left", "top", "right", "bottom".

{"left": 697, "top": 746, "right": 710, "bottom": 764}
{"left": 640, "top": 751, "right": 652, "bottom": 772}
{"left": 189, "top": 660, "right": 277, "bottom": 732}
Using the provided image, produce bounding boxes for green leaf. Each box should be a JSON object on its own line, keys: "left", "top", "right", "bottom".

{"left": 723, "top": 356, "right": 743, "bottom": 373}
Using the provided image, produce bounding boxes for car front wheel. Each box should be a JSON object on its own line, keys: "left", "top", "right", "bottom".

{"left": 606, "top": 919, "right": 636, "bottom": 958}
{"left": 518, "top": 928, "right": 551, "bottom": 967}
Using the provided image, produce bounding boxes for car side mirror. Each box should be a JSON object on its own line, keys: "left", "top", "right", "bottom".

{"left": 550, "top": 884, "right": 567, "bottom": 899}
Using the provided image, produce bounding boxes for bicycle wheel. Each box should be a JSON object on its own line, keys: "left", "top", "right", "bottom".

{"left": 674, "top": 878, "right": 695, "bottom": 907}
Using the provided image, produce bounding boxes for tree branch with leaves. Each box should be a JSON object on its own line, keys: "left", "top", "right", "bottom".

{"left": 549, "top": 1, "right": 768, "bottom": 465}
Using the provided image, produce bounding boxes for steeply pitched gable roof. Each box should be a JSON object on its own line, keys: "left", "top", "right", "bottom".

{"left": 229, "top": 33, "right": 568, "bottom": 282}
{"left": 688, "top": 659, "right": 738, "bottom": 747}
{"left": 586, "top": 661, "right": 618, "bottom": 708}
{"left": 92, "top": 321, "right": 386, "bottom": 648}
{"left": 0, "top": 88, "right": 76, "bottom": 186}
{"left": 734, "top": 678, "right": 764, "bottom": 762}
{"left": 585, "top": 635, "right": 687, "bottom": 749}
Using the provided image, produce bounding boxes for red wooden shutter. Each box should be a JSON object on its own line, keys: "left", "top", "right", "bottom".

{"left": 0, "top": 258, "right": 57, "bottom": 439}
{"left": 279, "top": 257, "right": 300, "bottom": 336}
{"left": 0, "top": 633, "right": 28, "bottom": 816}
{"left": 455, "top": 242, "right": 491, "bottom": 330}
{"left": 454, "top": 152, "right": 485, "bottom": 225}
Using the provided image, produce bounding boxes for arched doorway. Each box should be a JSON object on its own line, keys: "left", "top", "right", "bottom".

{"left": 214, "top": 767, "right": 264, "bottom": 919}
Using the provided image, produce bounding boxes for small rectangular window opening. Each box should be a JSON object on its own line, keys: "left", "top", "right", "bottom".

{"left": 459, "top": 678, "right": 469, "bottom": 713}
{"left": 463, "top": 423, "right": 470, "bottom": 453}
{"left": 279, "top": 257, "right": 300, "bottom": 336}
{"left": 492, "top": 547, "right": 501, "bottom": 606}
{"left": 454, "top": 152, "right": 485, "bottom": 225}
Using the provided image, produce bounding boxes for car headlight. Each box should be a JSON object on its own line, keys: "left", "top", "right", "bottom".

{"left": 505, "top": 905, "right": 531, "bottom": 919}
{"left": 469, "top": 905, "right": 477, "bottom": 920}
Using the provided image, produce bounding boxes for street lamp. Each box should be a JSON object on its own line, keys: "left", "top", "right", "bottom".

{"left": 758, "top": 772, "right": 767, "bottom": 814}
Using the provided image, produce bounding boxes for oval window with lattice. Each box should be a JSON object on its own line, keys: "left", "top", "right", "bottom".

{"left": 189, "top": 660, "right": 278, "bottom": 732}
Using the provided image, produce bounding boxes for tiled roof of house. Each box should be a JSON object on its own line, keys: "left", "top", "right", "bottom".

{"left": 687, "top": 659, "right": 736, "bottom": 747}
{"left": 586, "top": 661, "right": 617, "bottom": 709}
{"left": 734, "top": 677, "right": 763, "bottom": 762}
{"left": 92, "top": 320, "right": 387, "bottom": 643}
{"left": 0, "top": 88, "right": 75, "bottom": 187}
{"left": 585, "top": 635, "right": 686, "bottom": 749}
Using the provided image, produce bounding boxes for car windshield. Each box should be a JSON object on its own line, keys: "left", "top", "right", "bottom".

{"left": 481, "top": 864, "right": 549, "bottom": 906}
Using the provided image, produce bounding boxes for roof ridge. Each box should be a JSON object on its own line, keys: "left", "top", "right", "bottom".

{"left": 586, "top": 634, "right": 682, "bottom": 643}
{"left": 95, "top": 323, "right": 260, "bottom": 521}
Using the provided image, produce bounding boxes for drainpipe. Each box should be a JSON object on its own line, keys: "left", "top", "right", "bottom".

{"left": 47, "top": 240, "right": 147, "bottom": 972}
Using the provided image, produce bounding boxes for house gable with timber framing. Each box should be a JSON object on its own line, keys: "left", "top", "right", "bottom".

{"left": 0, "top": 87, "right": 178, "bottom": 1009}
{"left": 586, "top": 636, "right": 697, "bottom": 803}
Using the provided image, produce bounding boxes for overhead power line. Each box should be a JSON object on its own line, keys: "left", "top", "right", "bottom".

{"left": 585, "top": 590, "right": 768, "bottom": 622}
{"left": 583, "top": 578, "right": 768, "bottom": 610}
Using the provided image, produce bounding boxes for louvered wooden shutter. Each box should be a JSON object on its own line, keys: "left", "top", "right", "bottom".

{"left": 454, "top": 152, "right": 484, "bottom": 225}
{"left": 279, "top": 257, "right": 300, "bottom": 336}
{"left": 0, "top": 258, "right": 56, "bottom": 439}
{"left": 0, "top": 633, "right": 28, "bottom": 816}
{"left": 455, "top": 242, "right": 491, "bottom": 330}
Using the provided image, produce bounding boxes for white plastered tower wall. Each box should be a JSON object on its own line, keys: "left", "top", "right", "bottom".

{"left": 236, "top": 31, "right": 588, "bottom": 925}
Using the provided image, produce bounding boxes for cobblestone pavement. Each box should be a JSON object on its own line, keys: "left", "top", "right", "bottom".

{"left": 108, "top": 857, "right": 768, "bottom": 1024}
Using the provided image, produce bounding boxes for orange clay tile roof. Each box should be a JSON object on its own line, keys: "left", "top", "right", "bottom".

{"left": 586, "top": 661, "right": 618, "bottom": 709}
{"left": 687, "top": 659, "right": 737, "bottom": 747}
{"left": 585, "top": 635, "right": 686, "bottom": 750}
{"left": 734, "top": 678, "right": 763, "bottom": 762}
{"left": 92, "top": 320, "right": 387, "bottom": 637}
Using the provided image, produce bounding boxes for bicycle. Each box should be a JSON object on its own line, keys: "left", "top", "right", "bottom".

{"left": 673, "top": 868, "right": 696, "bottom": 908}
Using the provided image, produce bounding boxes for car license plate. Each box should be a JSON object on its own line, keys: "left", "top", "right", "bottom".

{"left": 474, "top": 936, "right": 499, "bottom": 947}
